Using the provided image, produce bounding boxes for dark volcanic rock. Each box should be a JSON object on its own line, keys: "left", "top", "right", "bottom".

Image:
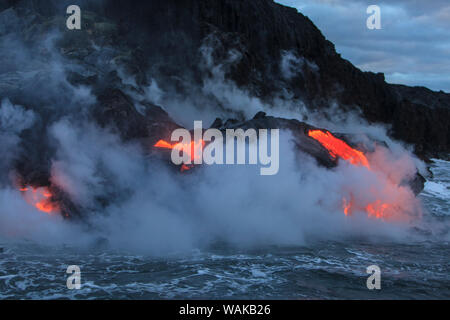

{"left": 403, "top": 172, "right": 426, "bottom": 197}
{"left": 392, "top": 98, "right": 450, "bottom": 160}
{"left": 4, "top": 0, "right": 448, "bottom": 158}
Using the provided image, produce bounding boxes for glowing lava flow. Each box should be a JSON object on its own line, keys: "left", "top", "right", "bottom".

{"left": 20, "top": 186, "right": 59, "bottom": 215}
{"left": 308, "top": 130, "right": 399, "bottom": 220}
{"left": 154, "top": 139, "right": 205, "bottom": 171}
{"left": 366, "top": 201, "right": 393, "bottom": 220}
{"left": 342, "top": 197, "right": 353, "bottom": 216}
{"left": 341, "top": 196, "right": 396, "bottom": 220}
{"left": 308, "top": 130, "right": 370, "bottom": 168}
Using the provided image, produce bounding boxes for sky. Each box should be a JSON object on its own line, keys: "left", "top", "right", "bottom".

{"left": 275, "top": 0, "right": 450, "bottom": 93}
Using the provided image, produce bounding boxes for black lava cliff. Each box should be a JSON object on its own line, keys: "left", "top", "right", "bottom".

{"left": 2, "top": 0, "right": 449, "bottom": 160}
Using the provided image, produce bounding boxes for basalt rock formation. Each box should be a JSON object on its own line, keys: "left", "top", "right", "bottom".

{"left": 0, "top": 0, "right": 443, "bottom": 218}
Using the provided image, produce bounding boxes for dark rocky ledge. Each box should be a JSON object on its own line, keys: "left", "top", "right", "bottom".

{"left": 2, "top": 0, "right": 449, "bottom": 159}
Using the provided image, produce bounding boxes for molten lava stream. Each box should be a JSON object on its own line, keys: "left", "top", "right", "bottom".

{"left": 341, "top": 193, "right": 402, "bottom": 221}
{"left": 20, "top": 186, "right": 59, "bottom": 215}
{"left": 366, "top": 200, "right": 393, "bottom": 220}
{"left": 154, "top": 139, "right": 205, "bottom": 172}
{"left": 307, "top": 130, "right": 400, "bottom": 220}
{"left": 308, "top": 130, "right": 370, "bottom": 168}
{"left": 342, "top": 196, "right": 353, "bottom": 216}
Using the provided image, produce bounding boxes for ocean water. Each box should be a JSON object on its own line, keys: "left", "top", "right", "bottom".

{"left": 0, "top": 160, "right": 449, "bottom": 300}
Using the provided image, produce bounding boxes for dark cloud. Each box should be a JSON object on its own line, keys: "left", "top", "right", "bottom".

{"left": 276, "top": 0, "right": 450, "bottom": 92}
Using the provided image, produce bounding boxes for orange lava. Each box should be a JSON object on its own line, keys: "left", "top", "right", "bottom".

{"left": 366, "top": 201, "right": 392, "bottom": 219}
{"left": 181, "top": 164, "right": 194, "bottom": 172}
{"left": 154, "top": 139, "right": 205, "bottom": 171}
{"left": 342, "top": 197, "right": 352, "bottom": 216}
{"left": 154, "top": 140, "right": 173, "bottom": 149}
{"left": 307, "top": 130, "right": 398, "bottom": 220}
{"left": 342, "top": 195, "right": 396, "bottom": 221}
{"left": 308, "top": 130, "right": 370, "bottom": 168}
{"left": 20, "top": 186, "right": 59, "bottom": 215}
{"left": 308, "top": 130, "right": 399, "bottom": 220}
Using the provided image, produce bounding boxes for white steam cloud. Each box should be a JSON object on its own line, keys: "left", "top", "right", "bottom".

{"left": 0, "top": 16, "right": 437, "bottom": 256}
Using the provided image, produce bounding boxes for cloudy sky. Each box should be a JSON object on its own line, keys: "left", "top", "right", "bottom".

{"left": 276, "top": 0, "right": 450, "bottom": 93}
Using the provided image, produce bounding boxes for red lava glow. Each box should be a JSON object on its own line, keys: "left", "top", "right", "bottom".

{"left": 181, "top": 164, "right": 194, "bottom": 172}
{"left": 154, "top": 139, "right": 205, "bottom": 171}
{"left": 308, "top": 130, "right": 370, "bottom": 168}
{"left": 342, "top": 197, "right": 352, "bottom": 216}
{"left": 308, "top": 130, "right": 399, "bottom": 220}
{"left": 20, "top": 186, "right": 59, "bottom": 215}
{"left": 152, "top": 130, "right": 411, "bottom": 222}
{"left": 342, "top": 195, "right": 401, "bottom": 221}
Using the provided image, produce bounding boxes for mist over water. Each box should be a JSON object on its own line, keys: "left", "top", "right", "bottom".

{"left": 1, "top": 127, "right": 425, "bottom": 255}
{"left": 0, "top": 14, "right": 444, "bottom": 256}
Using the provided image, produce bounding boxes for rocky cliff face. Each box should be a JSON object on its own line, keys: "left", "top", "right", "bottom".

{"left": 0, "top": 0, "right": 433, "bottom": 220}
{"left": 2, "top": 0, "right": 449, "bottom": 160}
